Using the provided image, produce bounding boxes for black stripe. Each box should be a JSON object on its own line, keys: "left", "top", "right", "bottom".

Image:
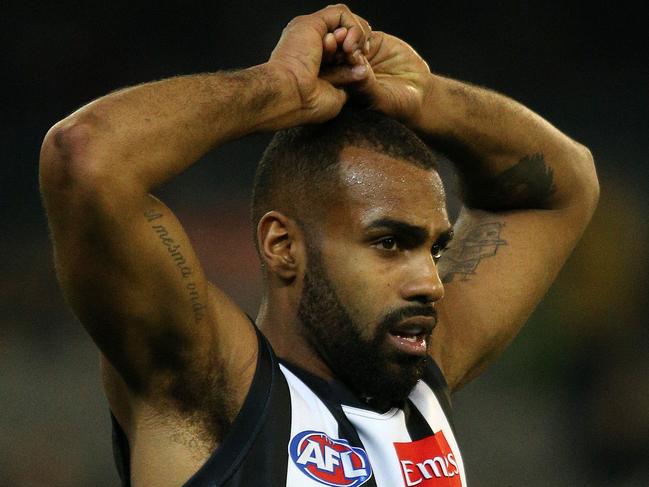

{"left": 222, "top": 343, "right": 292, "bottom": 487}
{"left": 403, "top": 398, "right": 435, "bottom": 441}
{"left": 109, "top": 322, "right": 293, "bottom": 487}
{"left": 421, "top": 357, "right": 456, "bottom": 432}
{"left": 332, "top": 406, "right": 379, "bottom": 487}
{"left": 110, "top": 412, "right": 131, "bottom": 487}
{"left": 185, "top": 328, "right": 291, "bottom": 487}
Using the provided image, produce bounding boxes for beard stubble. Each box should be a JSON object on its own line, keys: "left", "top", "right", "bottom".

{"left": 296, "top": 243, "right": 430, "bottom": 409}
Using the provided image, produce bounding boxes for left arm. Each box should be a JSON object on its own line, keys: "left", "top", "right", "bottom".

{"left": 334, "top": 28, "right": 599, "bottom": 392}
{"left": 417, "top": 74, "right": 598, "bottom": 392}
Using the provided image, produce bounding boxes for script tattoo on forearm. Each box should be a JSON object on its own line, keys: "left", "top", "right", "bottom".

{"left": 439, "top": 222, "right": 507, "bottom": 283}
{"left": 144, "top": 209, "right": 205, "bottom": 323}
{"left": 465, "top": 153, "right": 556, "bottom": 210}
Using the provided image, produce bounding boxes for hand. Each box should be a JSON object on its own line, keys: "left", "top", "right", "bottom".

{"left": 322, "top": 27, "right": 433, "bottom": 127}
{"left": 268, "top": 4, "right": 371, "bottom": 124}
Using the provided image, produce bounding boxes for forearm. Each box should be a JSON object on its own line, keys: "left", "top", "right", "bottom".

{"left": 41, "top": 63, "right": 300, "bottom": 193}
{"left": 417, "top": 75, "right": 598, "bottom": 212}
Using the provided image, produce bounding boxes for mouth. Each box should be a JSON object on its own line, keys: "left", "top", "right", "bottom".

{"left": 387, "top": 316, "right": 436, "bottom": 356}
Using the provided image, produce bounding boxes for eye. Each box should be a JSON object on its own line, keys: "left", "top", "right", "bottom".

{"left": 374, "top": 237, "right": 399, "bottom": 251}
{"left": 431, "top": 243, "right": 445, "bottom": 261}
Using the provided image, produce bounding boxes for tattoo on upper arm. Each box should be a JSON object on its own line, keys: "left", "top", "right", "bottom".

{"left": 144, "top": 209, "right": 206, "bottom": 323}
{"left": 439, "top": 222, "right": 507, "bottom": 283}
{"left": 465, "top": 153, "right": 556, "bottom": 210}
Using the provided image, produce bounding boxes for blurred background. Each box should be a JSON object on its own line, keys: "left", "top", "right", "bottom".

{"left": 2, "top": 0, "right": 648, "bottom": 485}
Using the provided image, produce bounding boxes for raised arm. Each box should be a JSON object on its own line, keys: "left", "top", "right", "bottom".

{"left": 421, "top": 75, "right": 598, "bottom": 391}
{"left": 39, "top": 4, "right": 371, "bottom": 463}
{"left": 345, "top": 30, "right": 599, "bottom": 392}
{"left": 39, "top": 67, "right": 293, "bottom": 400}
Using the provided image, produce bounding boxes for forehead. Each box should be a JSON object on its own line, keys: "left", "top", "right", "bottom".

{"left": 328, "top": 146, "right": 448, "bottom": 229}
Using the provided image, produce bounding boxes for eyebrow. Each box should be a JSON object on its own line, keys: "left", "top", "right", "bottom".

{"left": 365, "top": 218, "right": 454, "bottom": 245}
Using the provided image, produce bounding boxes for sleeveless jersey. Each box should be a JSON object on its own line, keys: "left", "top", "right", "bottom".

{"left": 111, "top": 327, "right": 467, "bottom": 486}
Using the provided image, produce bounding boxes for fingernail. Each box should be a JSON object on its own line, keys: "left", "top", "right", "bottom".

{"left": 364, "top": 40, "right": 370, "bottom": 53}
{"left": 352, "top": 49, "right": 361, "bottom": 62}
{"left": 352, "top": 64, "right": 367, "bottom": 78}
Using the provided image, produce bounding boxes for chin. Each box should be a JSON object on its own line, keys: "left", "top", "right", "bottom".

{"left": 340, "top": 351, "right": 426, "bottom": 409}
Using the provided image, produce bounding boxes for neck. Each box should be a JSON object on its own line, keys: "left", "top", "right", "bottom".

{"left": 256, "top": 294, "right": 335, "bottom": 382}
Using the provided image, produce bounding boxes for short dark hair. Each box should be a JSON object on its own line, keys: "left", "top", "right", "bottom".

{"left": 251, "top": 106, "right": 441, "bottom": 248}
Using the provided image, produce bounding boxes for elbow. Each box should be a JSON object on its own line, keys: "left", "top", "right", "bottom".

{"left": 40, "top": 119, "right": 94, "bottom": 191}
{"left": 552, "top": 142, "right": 600, "bottom": 232}
{"left": 39, "top": 114, "right": 113, "bottom": 201}
{"left": 574, "top": 143, "right": 600, "bottom": 216}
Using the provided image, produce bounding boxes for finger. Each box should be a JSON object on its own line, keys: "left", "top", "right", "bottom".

{"left": 352, "top": 14, "right": 373, "bottom": 54}
{"left": 320, "top": 59, "right": 370, "bottom": 86}
{"left": 342, "top": 25, "right": 365, "bottom": 56}
{"left": 333, "top": 27, "right": 347, "bottom": 44}
{"left": 322, "top": 32, "right": 337, "bottom": 63}
{"left": 313, "top": 4, "right": 367, "bottom": 46}
{"left": 335, "top": 86, "right": 348, "bottom": 107}
{"left": 311, "top": 82, "right": 348, "bottom": 122}
{"left": 323, "top": 32, "right": 337, "bottom": 52}
{"left": 324, "top": 82, "right": 349, "bottom": 109}
{"left": 364, "top": 30, "right": 385, "bottom": 60}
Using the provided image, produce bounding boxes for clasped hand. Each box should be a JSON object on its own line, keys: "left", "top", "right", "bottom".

{"left": 269, "top": 4, "right": 432, "bottom": 126}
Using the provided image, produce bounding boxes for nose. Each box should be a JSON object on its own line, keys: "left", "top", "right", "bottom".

{"left": 399, "top": 255, "right": 445, "bottom": 304}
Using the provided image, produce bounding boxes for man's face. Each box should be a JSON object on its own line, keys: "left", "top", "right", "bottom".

{"left": 297, "top": 146, "right": 452, "bottom": 408}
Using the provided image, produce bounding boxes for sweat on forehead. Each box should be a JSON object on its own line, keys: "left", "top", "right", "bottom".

{"left": 336, "top": 147, "right": 446, "bottom": 206}
{"left": 251, "top": 106, "right": 443, "bottom": 237}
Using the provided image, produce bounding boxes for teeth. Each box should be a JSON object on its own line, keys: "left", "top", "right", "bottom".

{"left": 396, "top": 334, "right": 423, "bottom": 343}
{"left": 393, "top": 327, "right": 424, "bottom": 337}
{"left": 391, "top": 331, "right": 427, "bottom": 349}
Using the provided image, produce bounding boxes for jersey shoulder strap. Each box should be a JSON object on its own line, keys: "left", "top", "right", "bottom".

{"left": 421, "top": 356, "right": 455, "bottom": 430}
{"left": 110, "top": 325, "right": 292, "bottom": 487}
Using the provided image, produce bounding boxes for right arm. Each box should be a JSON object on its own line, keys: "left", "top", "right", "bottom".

{"left": 39, "top": 3, "right": 370, "bottom": 463}
{"left": 40, "top": 66, "right": 298, "bottom": 400}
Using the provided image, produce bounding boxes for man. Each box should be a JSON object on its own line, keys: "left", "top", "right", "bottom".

{"left": 39, "top": 5, "right": 598, "bottom": 486}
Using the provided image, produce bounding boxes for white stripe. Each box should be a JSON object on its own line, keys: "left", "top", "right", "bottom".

{"left": 342, "top": 404, "right": 412, "bottom": 485}
{"left": 279, "top": 366, "right": 467, "bottom": 486}
{"left": 280, "top": 365, "right": 342, "bottom": 486}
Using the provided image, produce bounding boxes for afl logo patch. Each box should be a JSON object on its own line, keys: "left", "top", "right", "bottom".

{"left": 289, "top": 430, "right": 373, "bottom": 486}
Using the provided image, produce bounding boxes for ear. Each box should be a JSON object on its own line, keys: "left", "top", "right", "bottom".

{"left": 257, "top": 211, "right": 303, "bottom": 281}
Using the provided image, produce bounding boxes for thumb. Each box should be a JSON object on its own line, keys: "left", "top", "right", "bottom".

{"left": 320, "top": 57, "right": 373, "bottom": 87}
{"left": 310, "top": 82, "right": 349, "bottom": 123}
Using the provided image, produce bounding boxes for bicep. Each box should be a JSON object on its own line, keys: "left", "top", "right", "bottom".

{"left": 47, "top": 185, "right": 254, "bottom": 395}
{"left": 431, "top": 204, "right": 591, "bottom": 391}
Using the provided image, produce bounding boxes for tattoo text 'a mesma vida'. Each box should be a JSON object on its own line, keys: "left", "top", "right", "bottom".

{"left": 144, "top": 209, "right": 205, "bottom": 322}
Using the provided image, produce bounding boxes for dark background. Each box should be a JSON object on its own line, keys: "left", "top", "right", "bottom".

{"left": 2, "top": 1, "right": 648, "bottom": 485}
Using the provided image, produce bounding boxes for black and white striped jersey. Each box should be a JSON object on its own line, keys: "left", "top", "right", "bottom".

{"left": 112, "top": 327, "right": 467, "bottom": 487}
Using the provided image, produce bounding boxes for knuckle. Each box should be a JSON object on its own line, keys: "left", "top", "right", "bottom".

{"left": 286, "top": 15, "right": 304, "bottom": 27}
{"left": 327, "top": 3, "right": 353, "bottom": 18}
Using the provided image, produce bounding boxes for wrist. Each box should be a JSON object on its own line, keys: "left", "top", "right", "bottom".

{"left": 413, "top": 73, "right": 452, "bottom": 136}
{"left": 248, "top": 62, "right": 311, "bottom": 132}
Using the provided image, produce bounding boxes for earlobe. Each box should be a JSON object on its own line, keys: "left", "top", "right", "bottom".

{"left": 258, "top": 211, "right": 300, "bottom": 280}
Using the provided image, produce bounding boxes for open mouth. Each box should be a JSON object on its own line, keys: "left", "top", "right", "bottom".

{"left": 387, "top": 316, "right": 435, "bottom": 356}
{"left": 391, "top": 328, "right": 428, "bottom": 342}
